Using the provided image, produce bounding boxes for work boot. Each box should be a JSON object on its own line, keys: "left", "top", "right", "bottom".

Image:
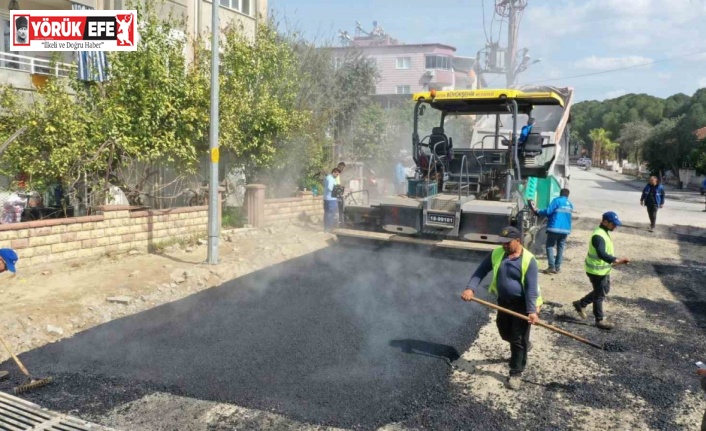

{"left": 543, "top": 267, "right": 556, "bottom": 274}
{"left": 505, "top": 375, "right": 522, "bottom": 390}
{"left": 572, "top": 301, "right": 587, "bottom": 319}
{"left": 596, "top": 320, "right": 614, "bottom": 330}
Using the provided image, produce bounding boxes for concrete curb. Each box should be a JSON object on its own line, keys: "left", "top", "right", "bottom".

{"left": 592, "top": 171, "right": 704, "bottom": 204}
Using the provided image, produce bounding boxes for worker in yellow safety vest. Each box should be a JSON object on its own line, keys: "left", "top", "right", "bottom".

{"left": 572, "top": 211, "right": 630, "bottom": 330}
{"left": 462, "top": 226, "right": 542, "bottom": 391}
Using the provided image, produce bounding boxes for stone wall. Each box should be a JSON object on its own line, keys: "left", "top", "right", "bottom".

{"left": 245, "top": 185, "right": 326, "bottom": 227}
{"left": 263, "top": 192, "right": 324, "bottom": 226}
{"left": 0, "top": 205, "right": 208, "bottom": 267}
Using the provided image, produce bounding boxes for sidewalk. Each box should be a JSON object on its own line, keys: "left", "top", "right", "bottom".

{"left": 592, "top": 169, "right": 706, "bottom": 204}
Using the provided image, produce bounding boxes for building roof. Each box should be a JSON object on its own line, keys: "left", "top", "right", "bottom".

{"left": 326, "top": 43, "right": 457, "bottom": 52}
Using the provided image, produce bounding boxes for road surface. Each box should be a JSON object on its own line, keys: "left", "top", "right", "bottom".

{"left": 2, "top": 246, "right": 507, "bottom": 429}
{"left": 568, "top": 168, "right": 706, "bottom": 229}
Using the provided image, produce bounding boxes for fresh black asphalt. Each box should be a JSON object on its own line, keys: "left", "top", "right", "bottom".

{"left": 0, "top": 245, "right": 500, "bottom": 429}
{"left": 3, "top": 244, "right": 705, "bottom": 430}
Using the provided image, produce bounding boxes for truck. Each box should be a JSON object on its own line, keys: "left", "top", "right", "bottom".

{"left": 333, "top": 86, "right": 574, "bottom": 253}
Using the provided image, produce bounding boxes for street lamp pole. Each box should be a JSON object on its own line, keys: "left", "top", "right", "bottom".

{"left": 207, "top": 2, "right": 220, "bottom": 264}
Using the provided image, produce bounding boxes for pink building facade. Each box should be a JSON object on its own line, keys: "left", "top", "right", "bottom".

{"left": 329, "top": 42, "right": 480, "bottom": 98}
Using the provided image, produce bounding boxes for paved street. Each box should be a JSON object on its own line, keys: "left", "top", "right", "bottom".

{"left": 1, "top": 170, "right": 704, "bottom": 430}
{"left": 568, "top": 168, "right": 706, "bottom": 229}
{"left": 3, "top": 246, "right": 498, "bottom": 430}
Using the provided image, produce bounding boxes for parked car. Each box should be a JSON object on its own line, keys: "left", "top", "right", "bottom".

{"left": 576, "top": 157, "right": 591, "bottom": 167}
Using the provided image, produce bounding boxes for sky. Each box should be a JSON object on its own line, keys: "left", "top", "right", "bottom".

{"left": 268, "top": 0, "right": 706, "bottom": 102}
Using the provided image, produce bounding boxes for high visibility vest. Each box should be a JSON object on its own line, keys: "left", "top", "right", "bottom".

{"left": 584, "top": 227, "right": 614, "bottom": 275}
{"left": 488, "top": 247, "right": 543, "bottom": 308}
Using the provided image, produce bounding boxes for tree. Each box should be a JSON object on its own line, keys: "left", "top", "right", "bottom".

{"left": 0, "top": 77, "right": 92, "bottom": 201}
{"left": 215, "top": 22, "right": 308, "bottom": 183}
{"left": 692, "top": 137, "right": 706, "bottom": 175}
{"left": 617, "top": 120, "right": 652, "bottom": 163}
{"left": 346, "top": 102, "right": 389, "bottom": 163}
{"left": 643, "top": 116, "right": 683, "bottom": 178}
{"left": 0, "top": 1, "right": 209, "bottom": 207}
{"left": 588, "top": 128, "right": 617, "bottom": 164}
{"left": 572, "top": 89, "right": 706, "bottom": 186}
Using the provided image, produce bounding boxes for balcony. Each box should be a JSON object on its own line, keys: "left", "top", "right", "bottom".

{"left": 0, "top": 52, "right": 76, "bottom": 90}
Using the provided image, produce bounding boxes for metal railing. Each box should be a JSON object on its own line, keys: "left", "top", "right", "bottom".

{"left": 0, "top": 52, "right": 76, "bottom": 77}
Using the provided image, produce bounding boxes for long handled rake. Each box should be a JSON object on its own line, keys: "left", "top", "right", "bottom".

{"left": 469, "top": 297, "right": 605, "bottom": 350}
{"left": 0, "top": 334, "right": 53, "bottom": 394}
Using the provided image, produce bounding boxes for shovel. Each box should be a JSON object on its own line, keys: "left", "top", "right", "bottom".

{"left": 469, "top": 297, "right": 604, "bottom": 350}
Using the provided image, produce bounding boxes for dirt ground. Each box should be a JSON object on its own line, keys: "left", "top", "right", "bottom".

{"left": 0, "top": 221, "right": 705, "bottom": 430}
{"left": 454, "top": 226, "right": 706, "bottom": 430}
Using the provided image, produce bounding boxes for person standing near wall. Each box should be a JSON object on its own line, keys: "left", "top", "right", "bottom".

{"left": 323, "top": 168, "right": 340, "bottom": 232}
{"left": 335, "top": 162, "right": 346, "bottom": 223}
{"left": 395, "top": 160, "right": 407, "bottom": 195}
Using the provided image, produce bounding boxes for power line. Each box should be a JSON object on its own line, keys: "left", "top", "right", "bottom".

{"left": 518, "top": 49, "right": 706, "bottom": 85}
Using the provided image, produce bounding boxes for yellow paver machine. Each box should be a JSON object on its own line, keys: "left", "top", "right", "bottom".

{"left": 334, "top": 86, "right": 574, "bottom": 252}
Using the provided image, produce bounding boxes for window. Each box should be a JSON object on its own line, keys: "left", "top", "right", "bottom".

{"left": 333, "top": 57, "right": 343, "bottom": 70}
{"left": 219, "top": 0, "right": 252, "bottom": 16}
{"left": 425, "top": 55, "right": 452, "bottom": 70}
{"left": 102, "top": 0, "right": 123, "bottom": 9}
{"left": 396, "top": 85, "right": 411, "bottom": 94}
{"left": 396, "top": 57, "right": 411, "bottom": 70}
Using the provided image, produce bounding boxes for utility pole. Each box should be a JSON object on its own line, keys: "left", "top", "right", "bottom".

{"left": 207, "top": 2, "right": 220, "bottom": 264}
{"left": 478, "top": 1, "right": 534, "bottom": 88}
{"left": 505, "top": 0, "right": 519, "bottom": 87}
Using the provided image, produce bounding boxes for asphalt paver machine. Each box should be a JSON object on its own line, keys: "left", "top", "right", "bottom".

{"left": 334, "top": 86, "right": 574, "bottom": 252}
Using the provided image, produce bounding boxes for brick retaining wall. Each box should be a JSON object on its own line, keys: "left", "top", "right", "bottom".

{"left": 0, "top": 205, "right": 208, "bottom": 267}
{"left": 263, "top": 191, "right": 323, "bottom": 226}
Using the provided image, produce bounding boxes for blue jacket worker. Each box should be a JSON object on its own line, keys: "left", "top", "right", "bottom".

{"left": 323, "top": 168, "right": 340, "bottom": 232}
{"left": 533, "top": 189, "right": 574, "bottom": 274}
{"left": 640, "top": 176, "right": 665, "bottom": 232}
{"left": 461, "top": 226, "right": 543, "bottom": 391}
{"left": 0, "top": 248, "right": 18, "bottom": 274}
{"left": 573, "top": 211, "right": 630, "bottom": 330}
{"left": 518, "top": 117, "right": 535, "bottom": 145}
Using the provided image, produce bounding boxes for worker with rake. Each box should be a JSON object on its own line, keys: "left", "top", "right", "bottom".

{"left": 0, "top": 249, "right": 18, "bottom": 381}
{"left": 0, "top": 248, "right": 53, "bottom": 393}
{"left": 461, "top": 226, "right": 542, "bottom": 390}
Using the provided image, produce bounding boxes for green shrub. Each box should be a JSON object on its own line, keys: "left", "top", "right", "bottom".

{"left": 222, "top": 206, "right": 246, "bottom": 228}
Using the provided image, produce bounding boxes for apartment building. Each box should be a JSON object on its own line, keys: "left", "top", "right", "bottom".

{"left": 0, "top": 0, "right": 266, "bottom": 91}
{"left": 329, "top": 24, "right": 484, "bottom": 106}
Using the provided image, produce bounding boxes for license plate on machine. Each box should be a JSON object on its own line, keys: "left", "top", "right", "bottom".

{"left": 427, "top": 213, "right": 455, "bottom": 225}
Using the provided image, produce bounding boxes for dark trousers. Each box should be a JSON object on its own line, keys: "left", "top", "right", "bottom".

{"left": 497, "top": 298, "right": 531, "bottom": 376}
{"left": 545, "top": 232, "right": 568, "bottom": 270}
{"left": 646, "top": 204, "right": 658, "bottom": 228}
{"left": 579, "top": 273, "right": 611, "bottom": 321}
